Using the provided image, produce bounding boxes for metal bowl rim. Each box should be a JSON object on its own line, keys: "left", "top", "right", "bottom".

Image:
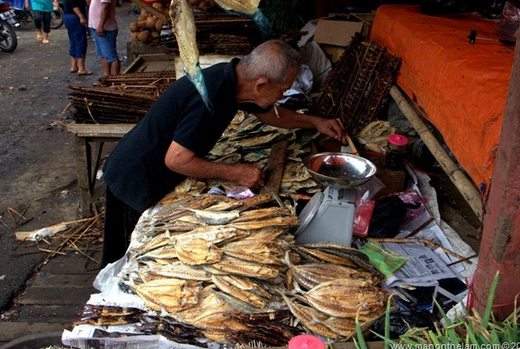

{"left": 303, "top": 152, "right": 377, "bottom": 183}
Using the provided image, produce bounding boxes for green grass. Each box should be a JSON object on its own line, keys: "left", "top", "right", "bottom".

{"left": 355, "top": 272, "right": 520, "bottom": 348}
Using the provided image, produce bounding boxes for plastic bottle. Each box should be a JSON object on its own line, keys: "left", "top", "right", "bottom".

{"left": 288, "top": 334, "right": 326, "bottom": 349}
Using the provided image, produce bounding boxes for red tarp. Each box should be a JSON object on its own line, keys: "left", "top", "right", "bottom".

{"left": 370, "top": 5, "right": 514, "bottom": 192}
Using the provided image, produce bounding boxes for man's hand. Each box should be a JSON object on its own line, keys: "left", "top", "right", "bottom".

{"left": 313, "top": 118, "right": 346, "bottom": 144}
{"left": 96, "top": 25, "right": 104, "bottom": 36}
{"left": 229, "top": 163, "right": 265, "bottom": 191}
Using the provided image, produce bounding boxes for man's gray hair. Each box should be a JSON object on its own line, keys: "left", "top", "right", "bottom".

{"left": 241, "top": 40, "right": 301, "bottom": 85}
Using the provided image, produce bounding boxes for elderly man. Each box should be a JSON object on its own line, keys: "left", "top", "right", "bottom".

{"left": 100, "top": 39, "right": 346, "bottom": 267}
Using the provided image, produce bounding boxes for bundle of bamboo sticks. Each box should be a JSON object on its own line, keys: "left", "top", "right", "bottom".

{"left": 68, "top": 72, "right": 176, "bottom": 124}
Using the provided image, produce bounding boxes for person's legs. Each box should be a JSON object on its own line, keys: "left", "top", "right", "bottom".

{"left": 41, "top": 11, "right": 51, "bottom": 43}
{"left": 110, "top": 59, "right": 120, "bottom": 76}
{"left": 65, "top": 14, "right": 90, "bottom": 73}
{"left": 93, "top": 29, "right": 111, "bottom": 76}
{"left": 100, "top": 58, "right": 111, "bottom": 76}
{"left": 32, "top": 10, "right": 43, "bottom": 40}
{"left": 70, "top": 56, "right": 78, "bottom": 72}
{"left": 101, "top": 187, "right": 141, "bottom": 269}
{"left": 77, "top": 58, "right": 91, "bottom": 74}
{"left": 97, "top": 30, "right": 120, "bottom": 76}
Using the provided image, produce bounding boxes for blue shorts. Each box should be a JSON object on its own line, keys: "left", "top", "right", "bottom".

{"left": 91, "top": 28, "right": 119, "bottom": 63}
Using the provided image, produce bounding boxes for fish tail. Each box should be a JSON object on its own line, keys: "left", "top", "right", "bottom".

{"left": 186, "top": 64, "right": 214, "bottom": 114}
{"left": 251, "top": 9, "right": 271, "bottom": 35}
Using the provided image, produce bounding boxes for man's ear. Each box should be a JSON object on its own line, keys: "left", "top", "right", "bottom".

{"left": 254, "top": 76, "right": 270, "bottom": 92}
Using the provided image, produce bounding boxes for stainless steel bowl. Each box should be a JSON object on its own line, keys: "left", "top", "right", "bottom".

{"left": 303, "top": 152, "right": 377, "bottom": 188}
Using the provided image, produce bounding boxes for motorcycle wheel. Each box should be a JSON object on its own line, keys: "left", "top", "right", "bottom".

{"left": 0, "top": 19, "right": 17, "bottom": 52}
{"left": 50, "top": 6, "right": 63, "bottom": 29}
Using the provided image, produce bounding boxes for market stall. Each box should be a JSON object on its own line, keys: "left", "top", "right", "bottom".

{"left": 60, "top": 107, "right": 477, "bottom": 347}
{"left": 56, "top": 5, "right": 484, "bottom": 346}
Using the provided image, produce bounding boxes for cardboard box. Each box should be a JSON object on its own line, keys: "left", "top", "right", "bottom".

{"left": 313, "top": 16, "right": 365, "bottom": 62}
{"left": 313, "top": 17, "right": 364, "bottom": 47}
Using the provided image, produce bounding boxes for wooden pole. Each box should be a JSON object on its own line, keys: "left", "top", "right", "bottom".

{"left": 473, "top": 30, "right": 520, "bottom": 320}
{"left": 389, "top": 86, "right": 483, "bottom": 221}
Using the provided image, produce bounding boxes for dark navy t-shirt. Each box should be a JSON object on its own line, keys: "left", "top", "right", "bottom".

{"left": 103, "top": 58, "right": 241, "bottom": 212}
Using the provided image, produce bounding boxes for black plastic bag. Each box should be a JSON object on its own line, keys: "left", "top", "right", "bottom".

{"left": 371, "top": 309, "right": 437, "bottom": 339}
{"left": 367, "top": 196, "right": 408, "bottom": 238}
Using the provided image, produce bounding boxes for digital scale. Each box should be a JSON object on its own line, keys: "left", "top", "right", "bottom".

{"left": 293, "top": 152, "right": 377, "bottom": 246}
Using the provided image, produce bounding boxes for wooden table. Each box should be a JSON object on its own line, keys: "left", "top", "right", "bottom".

{"left": 66, "top": 123, "right": 135, "bottom": 217}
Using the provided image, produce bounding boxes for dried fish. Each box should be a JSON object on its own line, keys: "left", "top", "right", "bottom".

{"left": 302, "top": 278, "right": 387, "bottom": 319}
{"left": 187, "top": 208, "right": 241, "bottom": 225}
{"left": 232, "top": 207, "right": 292, "bottom": 223}
{"left": 222, "top": 239, "right": 283, "bottom": 265}
{"left": 282, "top": 160, "right": 312, "bottom": 183}
{"left": 210, "top": 255, "right": 279, "bottom": 279}
{"left": 297, "top": 246, "right": 358, "bottom": 268}
{"left": 280, "top": 292, "right": 339, "bottom": 339}
{"left": 289, "top": 262, "right": 378, "bottom": 290}
{"left": 172, "top": 225, "right": 240, "bottom": 244}
{"left": 212, "top": 275, "right": 268, "bottom": 309}
{"left": 175, "top": 238, "right": 223, "bottom": 265}
{"left": 169, "top": 0, "right": 212, "bottom": 112}
{"left": 213, "top": 0, "right": 271, "bottom": 34}
{"left": 76, "top": 305, "right": 145, "bottom": 326}
{"left": 146, "top": 261, "right": 212, "bottom": 281}
{"left": 230, "top": 216, "right": 298, "bottom": 230}
{"left": 131, "top": 278, "right": 203, "bottom": 313}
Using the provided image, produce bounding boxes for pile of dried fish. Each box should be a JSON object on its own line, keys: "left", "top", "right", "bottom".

{"left": 77, "top": 192, "right": 387, "bottom": 346}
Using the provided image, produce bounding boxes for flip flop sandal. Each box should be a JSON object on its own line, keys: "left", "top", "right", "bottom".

{"left": 77, "top": 71, "right": 93, "bottom": 76}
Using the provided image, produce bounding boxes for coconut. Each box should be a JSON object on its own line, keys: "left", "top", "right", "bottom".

{"left": 137, "top": 30, "right": 151, "bottom": 43}
{"left": 155, "top": 19, "right": 165, "bottom": 32}
{"left": 129, "top": 21, "right": 140, "bottom": 32}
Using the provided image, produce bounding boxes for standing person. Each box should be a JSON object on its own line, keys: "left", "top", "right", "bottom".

{"left": 99, "top": 40, "right": 347, "bottom": 268}
{"left": 63, "top": 0, "right": 92, "bottom": 75}
{"left": 87, "top": 0, "right": 120, "bottom": 76}
{"left": 26, "top": 0, "right": 58, "bottom": 44}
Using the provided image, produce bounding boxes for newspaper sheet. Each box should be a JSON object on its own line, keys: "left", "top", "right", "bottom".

{"left": 62, "top": 325, "right": 206, "bottom": 349}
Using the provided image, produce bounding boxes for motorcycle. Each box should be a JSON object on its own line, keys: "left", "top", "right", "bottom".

{"left": 5, "top": 0, "right": 63, "bottom": 29}
{"left": 0, "top": 0, "right": 18, "bottom": 52}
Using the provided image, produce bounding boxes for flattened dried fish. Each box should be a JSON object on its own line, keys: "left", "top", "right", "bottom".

{"left": 212, "top": 275, "right": 268, "bottom": 310}
{"left": 282, "top": 160, "right": 312, "bottom": 182}
{"left": 175, "top": 238, "right": 223, "bottom": 265}
{"left": 213, "top": 0, "right": 271, "bottom": 34}
{"left": 289, "top": 262, "right": 378, "bottom": 290}
{"left": 222, "top": 239, "right": 283, "bottom": 265}
{"left": 132, "top": 278, "right": 202, "bottom": 313}
{"left": 169, "top": 0, "right": 212, "bottom": 112}
{"left": 147, "top": 261, "right": 212, "bottom": 281}
{"left": 187, "top": 208, "right": 241, "bottom": 225}
{"left": 230, "top": 216, "right": 298, "bottom": 230}
{"left": 211, "top": 256, "right": 279, "bottom": 279}
{"left": 232, "top": 207, "right": 292, "bottom": 223}
{"left": 173, "top": 225, "right": 240, "bottom": 244}
{"left": 280, "top": 293, "right": 339, "bottom": 339}
{"left": 302, "top": 279, "right": 386, "bottom": 319}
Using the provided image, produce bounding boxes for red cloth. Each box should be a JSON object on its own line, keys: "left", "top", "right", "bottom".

{"left": 371, "top": 5, "right": 513, "bottom": 192}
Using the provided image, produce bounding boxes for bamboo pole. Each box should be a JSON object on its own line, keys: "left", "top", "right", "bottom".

{"left": 389, "top": 85, "right": 483, "bottom": 221}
